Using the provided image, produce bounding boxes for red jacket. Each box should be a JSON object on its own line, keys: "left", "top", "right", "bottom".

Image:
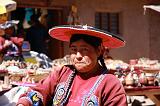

{"left": 17, "top": 65, "right": 127, "bottom": 106}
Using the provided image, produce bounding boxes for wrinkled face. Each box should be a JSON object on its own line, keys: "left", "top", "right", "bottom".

{"left": 0, "top": 13, "right": 8, "bottom": 24}
{"left": 0, "top": 29, "right": 5, "bottom": 35}
{"left": 0, "top": 13, "right": 7, "bottom": 35}
{"left": 69, "top": 39, "right": 100, "bottom": 73}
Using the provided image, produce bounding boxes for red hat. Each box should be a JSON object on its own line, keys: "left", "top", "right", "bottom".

{"left": 49, "top": 25, "right": 125, "bottom": 48}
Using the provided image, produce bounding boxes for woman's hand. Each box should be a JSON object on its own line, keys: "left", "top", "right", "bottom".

{"left": 3, "top": 40, "right": 12, "bottom": 47}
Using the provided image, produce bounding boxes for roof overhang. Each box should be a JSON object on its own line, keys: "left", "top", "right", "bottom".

{"left": 144, "top": 5, "right": 160, "bottom": 13}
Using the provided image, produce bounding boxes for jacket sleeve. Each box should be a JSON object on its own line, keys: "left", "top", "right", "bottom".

{"left": 10, "top": 37, "right": 24, "bottom": 47}
{"left": 102, "top": 74, "right": 127, "bottom": 106}
{"left": 16, "top": 66, "right": 63, "bottom": 106}
{"left": 0, "top": 37, "right": 5, "bottom": 52}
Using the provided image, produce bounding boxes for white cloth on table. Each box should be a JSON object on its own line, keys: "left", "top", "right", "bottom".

{"left": 0, "top": 86, "right": 29, "bottom": 106}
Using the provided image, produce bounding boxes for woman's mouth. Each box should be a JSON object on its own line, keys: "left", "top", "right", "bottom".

{"left": 75, "top": 62, "right": 85, "bottom": 64}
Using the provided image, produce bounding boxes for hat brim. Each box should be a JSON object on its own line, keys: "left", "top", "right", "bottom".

{"left": 49, "top": 25, "right": 125, "bottom": 48}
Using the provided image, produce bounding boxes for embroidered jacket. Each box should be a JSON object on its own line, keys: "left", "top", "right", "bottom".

{"left": 17, "top": 65, "right": 127, "bottom": 106}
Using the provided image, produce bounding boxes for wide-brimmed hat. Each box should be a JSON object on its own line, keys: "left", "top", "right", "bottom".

{"left": 0, "top": 20, "right": 19, "bottom": 36}
{"left": 0, "top": 20, "right": 19, "bottom": 29}
{"left": 49, "top": 25, "right": 125, "bottom": 48}
{"left": 0, "top": 0, "right": 16, "bottom": 15}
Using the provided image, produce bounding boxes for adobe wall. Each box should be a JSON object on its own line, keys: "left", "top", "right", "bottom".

{"left": 72, "top": 0, "right": 150, "bottom": 62}
{"left": 16, "top": 0, "right": 160, "bottom": 62}
{"left": 56, "top": 0, "right": 160, "bottom": 62}
{"left": 148, "top": 10, "right": 160, "bottom": 60}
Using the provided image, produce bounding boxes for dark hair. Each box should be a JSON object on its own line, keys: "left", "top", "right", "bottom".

{"left": 70, "top": 34, "right": 108, "bottom": 71}
{"left": 30, "top": 14, "right": 39, "bottom": 23}
{"left": 70, "top": 34, "right": 102, "bottom": 48}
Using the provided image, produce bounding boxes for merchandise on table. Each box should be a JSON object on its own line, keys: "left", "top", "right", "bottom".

{"left": 104, "top": 57, "right": 160, "bottom": 87}
{"left": 0, "top": 51, "right": 53, "bottom": 87}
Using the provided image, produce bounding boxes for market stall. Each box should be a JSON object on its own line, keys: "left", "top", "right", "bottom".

{"left": 0, "top": 50, "right": 52, "bottom": 92}
{"left": 105, "top": 57, "right": 160, "bottom": 105}
{"left": 126, "top": 86, "right": 160, "bottom": 105}
{"left": 0, "top": 56, "right": 160, "bottom": 105}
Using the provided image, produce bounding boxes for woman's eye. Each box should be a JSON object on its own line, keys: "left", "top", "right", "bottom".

{"left": 70, "top": 48, "right": 77, "bottom": 53}
{"left": 81, "top": 48, "right": 89, "bottom": 52}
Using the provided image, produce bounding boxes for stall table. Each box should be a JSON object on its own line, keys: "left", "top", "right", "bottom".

{"left": 125, "top": 86, "right": 160, "bottom": 106}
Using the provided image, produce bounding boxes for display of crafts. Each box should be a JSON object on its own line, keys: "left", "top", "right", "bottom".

{"left": 105, "top": 58, "right": 160, "bottom": 87}
{"left": 130, "top": 57, "right": 160, "bottom": 69}
{"left": 0, "top": 60, "right": 51, "bottom": 87}
{"left": 0, "top": 56, "right": 160, "bottom": 89}
{"left": 0, "top": 52, "right": 53, "bottom": 87}
{"left": 120, "top": 71, "right": 160, "bottom": 88}
{"left": 0, "top": 54, "right": 71, "bottom": 87}
{"left": 0, "top": 60, "right": 49, "bottom": 74}
{"left": 104, "top": 59, "right": 129, "bottom": 71}
{"left": 52, "top": 55, "right": 71, "bottom": 66}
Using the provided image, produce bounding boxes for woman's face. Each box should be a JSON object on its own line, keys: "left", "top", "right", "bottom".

{"left": 0, "top": 13, "right": 8, "bottom": 24}
{"left": 0, "top": 13, "right": 7, "bottom": 35}
{"left": 69, "top": 39, "right": 100, "bottom": 73}
{"left": 0, "top": 29, "right": 5, "bottom": 35}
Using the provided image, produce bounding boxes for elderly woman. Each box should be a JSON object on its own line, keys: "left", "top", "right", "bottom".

{"left": 0, "top": 0, "right": 24, "bottom": 62}
{"left": 17, "top": 25, "right": 127, "bottom": 106}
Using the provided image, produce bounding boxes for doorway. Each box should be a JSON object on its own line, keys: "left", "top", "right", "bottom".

{"left": 47, "top": 9, "right": 66, "bottom": 60}
{"left": 11, "top": 8, "right": 68, "bottom": 60}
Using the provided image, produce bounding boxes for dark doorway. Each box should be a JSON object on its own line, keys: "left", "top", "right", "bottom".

{"left": 47, "top": 9, "right": 66, "bottom": 60}
{"left": 11, "top": 7, "right": 68, "bottom": 60}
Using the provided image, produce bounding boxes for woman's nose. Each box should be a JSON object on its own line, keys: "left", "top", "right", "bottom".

{"left": 76, "top": 52, "right": 83, "bottom": 60}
